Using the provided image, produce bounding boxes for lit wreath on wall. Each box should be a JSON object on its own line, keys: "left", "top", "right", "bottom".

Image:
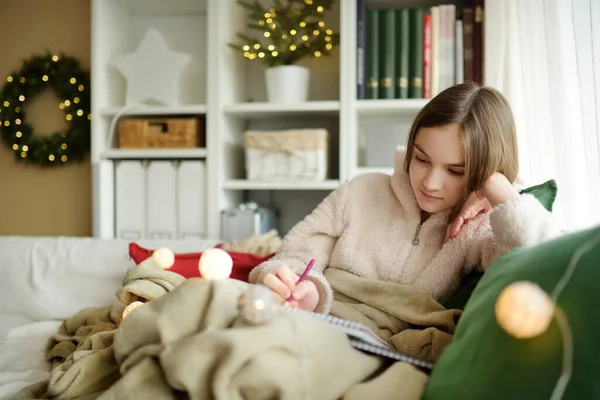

{"left": 0, "top": 52, "right": 91, "bottom": 166}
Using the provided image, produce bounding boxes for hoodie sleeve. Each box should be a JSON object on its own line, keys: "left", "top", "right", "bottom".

{"left": 467, "top": 192, "right": 561, "bottom": 269}
{"left": 248, "top": 181, "right": 351, "bottom": 313}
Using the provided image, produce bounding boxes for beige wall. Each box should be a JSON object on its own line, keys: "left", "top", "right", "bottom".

{"left": 0, "top": 0, "right": 92, "bottom": 237}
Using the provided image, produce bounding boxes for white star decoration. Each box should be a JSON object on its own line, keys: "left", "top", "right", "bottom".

{"left": 113, "top": 29, "right": 192, "bottom": 106}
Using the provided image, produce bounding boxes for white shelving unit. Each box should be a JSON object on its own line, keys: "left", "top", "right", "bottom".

{"left": 91, "top": 0, "right": 467, "bottom": 239}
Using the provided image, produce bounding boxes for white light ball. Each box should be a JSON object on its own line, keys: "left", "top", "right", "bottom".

{"left": 151, "top": 247, "right": 175, "bottom": 269}
{"left": 495, "top": 281, "right": 555, "bottom": 339}
{"left": 238, "top": 284, "right": 281, "bottom": 325}
{"left": 198, "top": 248, "right": 233, "bottom": 280}
{"left": 122, "top": 301, "right": 144, "bottom": 320}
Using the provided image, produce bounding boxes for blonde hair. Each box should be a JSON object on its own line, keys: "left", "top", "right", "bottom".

{"left": 404, "top": 82, "right": 519, "bottom": 219}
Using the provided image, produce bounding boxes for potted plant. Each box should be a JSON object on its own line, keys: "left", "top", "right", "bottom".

{"left": 229, "top": 0, "right": 340, "bottom": 103}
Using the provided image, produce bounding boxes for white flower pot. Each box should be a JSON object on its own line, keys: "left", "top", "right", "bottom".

{"left": 265, "top": 65, "right": 310, "bottom": 103}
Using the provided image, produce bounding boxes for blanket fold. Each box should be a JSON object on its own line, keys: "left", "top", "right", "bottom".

{"left": 326, "top": 268, "right": 461, "bottom": 361}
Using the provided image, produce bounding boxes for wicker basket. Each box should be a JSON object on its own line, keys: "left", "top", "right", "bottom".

{"left": 118, "top": 117, "right": 204, "bottom": 148}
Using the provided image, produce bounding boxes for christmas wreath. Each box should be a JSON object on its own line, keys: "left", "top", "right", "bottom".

{"left": 0, "top": 52, "right": 91, "bottom": 166}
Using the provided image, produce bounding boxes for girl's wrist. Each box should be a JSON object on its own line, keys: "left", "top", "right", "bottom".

{"left": 481, "top": 172, "right": 519, "bottom": 208}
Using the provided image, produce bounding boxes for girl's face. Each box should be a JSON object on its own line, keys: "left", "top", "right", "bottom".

{"left": 409, "top": 124, "right": 467, "bottom": 215}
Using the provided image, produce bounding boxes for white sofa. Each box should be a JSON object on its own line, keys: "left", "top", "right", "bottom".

{"left": 0, "top": 235, "right": 218, "bottom": 397}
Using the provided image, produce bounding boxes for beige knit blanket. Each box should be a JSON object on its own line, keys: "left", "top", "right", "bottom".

{"left": 16, "top": 264, "right": 459, "bottom": 399}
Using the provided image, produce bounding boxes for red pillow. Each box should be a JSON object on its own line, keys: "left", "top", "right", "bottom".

{"left": 128, "top": 242, "right": 273, "bottom": 282}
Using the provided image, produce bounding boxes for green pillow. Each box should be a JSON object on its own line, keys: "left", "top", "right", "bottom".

{"left": 443, "top": 179, "right": 558, "bottom": 311}
{"left": 520, "top": 179, "right": 558, "bottom": 212}
{"left": 425, "top": 225, "right": 600, "bottom": 399}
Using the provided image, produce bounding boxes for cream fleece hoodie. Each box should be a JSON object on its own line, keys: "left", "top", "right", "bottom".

{"left": 249, "top": 148, "right": 558, "bottom": 313}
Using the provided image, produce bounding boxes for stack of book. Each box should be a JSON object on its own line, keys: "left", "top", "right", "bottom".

{"left": 356, "top": 0, "right": 484, "bottom": 100}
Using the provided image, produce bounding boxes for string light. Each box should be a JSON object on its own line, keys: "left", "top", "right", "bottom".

{"left": 495, "top": 281, "right": 554, "bottom": 339}
{"left": 198, "top": 248, "right": 233, "bottom": 280}
{"left": 6, "top": 76, "right": 13, "bottom": 83}
{"left": 42, "top": 75, "right": 48, "bottom": 82}
{"left": 238, "top": 284, "right": 281, "bottom": 325}
{"left": 48, "top": 154, "right": 55, "bottom": 161}
{"left": 122, "top": 301, "right": 144, "bottom": 320}
{"left": 151, "top": 247, "right": 175, "bottom": 269}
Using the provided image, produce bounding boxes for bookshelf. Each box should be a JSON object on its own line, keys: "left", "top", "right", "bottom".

{"left": 91, "top": 0, "right": 482, "bottom": 239}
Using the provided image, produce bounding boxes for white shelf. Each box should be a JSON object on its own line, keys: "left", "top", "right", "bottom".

{"left": 223, "top": 179, "right": 340, "bottom": 191}
{"left": 355, "top": 99, "right": 429, "bottom": 116}
{"left": 103, "top": 148, "right": 207, "bottom": 159}
{"left": 100, "top": 104, "right": 207, "bottom": 117}
{"left": 223, "top": 101, "right": 340, "bottom": 118}
{"left": 114, "top": 0, "right": 207, "bottom": 15}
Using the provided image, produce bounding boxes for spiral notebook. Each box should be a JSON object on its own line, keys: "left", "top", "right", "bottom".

{"left": 285, "top": 308, "right": 434, "bottom": 370}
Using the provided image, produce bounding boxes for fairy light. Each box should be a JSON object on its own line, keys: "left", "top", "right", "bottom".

{"left": 151, "top": 247, "right": 175, "bottom": 269}
{"left": 238, "top": 284, "right": 281, "bottom": 325}
{"left": 122, "top": 301, "right": 144, "bottom": 320}
{"left": 198, "top": 248, "right": 233, "bottom": 280}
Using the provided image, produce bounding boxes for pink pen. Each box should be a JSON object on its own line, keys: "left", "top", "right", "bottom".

{"left": 286, "top": 258, "right": 316, "bottom": 303}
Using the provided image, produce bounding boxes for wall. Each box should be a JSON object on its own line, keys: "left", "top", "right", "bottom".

{"left": 0, "top": 0, "right": 92, "bottom": 236}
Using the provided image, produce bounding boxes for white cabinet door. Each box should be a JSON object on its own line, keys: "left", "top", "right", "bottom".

{"left": 115, "top": 161, "right": 146, "bottom": 239}
{"left": 177, "top": 161, "right": 207, "bottom": 239}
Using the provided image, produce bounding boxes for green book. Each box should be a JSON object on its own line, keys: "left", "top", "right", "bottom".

{"left": 365, "top": 10, "right": 380, "bottom": 99}
{"left": 395, "top": 9, "right": 409, "bottom": 99}
{"left": 408, "top": 8, "right": 424, "bottom": 99}
{"left": 378, "top": 9, "right": 395, "bottom": 99}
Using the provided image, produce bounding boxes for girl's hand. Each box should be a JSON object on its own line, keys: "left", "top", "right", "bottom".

{"left": 446, "top": 172, "right": 520, "bottom": 242}
{"left": 445, "top": 190, "right": 492, "bottom": 242}
{"left": 262, "top": 265, "right": 320, "bottom": 312}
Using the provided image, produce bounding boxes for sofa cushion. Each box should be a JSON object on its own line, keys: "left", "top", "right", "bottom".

{"left": 128, "top": 242, "right": 274, "bottom": 281}
{"left": 425, "top": 225, "right": 600, "bottom": 400}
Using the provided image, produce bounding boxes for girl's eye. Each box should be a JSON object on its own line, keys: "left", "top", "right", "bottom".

{"left": 448, "top": 169, "right": 464, "bottom": 176}
{"left": 416, "top": 155, "right": 428, "bottom": 163}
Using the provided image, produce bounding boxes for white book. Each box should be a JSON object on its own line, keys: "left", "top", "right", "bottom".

{"left": 430, "top": 6, "right": 440, "bottom": 96}
{"left": 177, "top": 160, "right": 207, "bottom": 240}
{"left": 115, "top": 161, "right": 146, "bottom": 240}
{"left": 455, "top": 20, "right": 464, "bottom": 84}
{"left": 146, "top": 161, "right": 177, "bottom": 240}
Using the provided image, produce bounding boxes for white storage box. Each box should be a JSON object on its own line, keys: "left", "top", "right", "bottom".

{"left": 244, "top": 129, "right": 329, "bottom": 181}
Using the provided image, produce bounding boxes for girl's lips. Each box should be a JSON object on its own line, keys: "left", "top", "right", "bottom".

{"left": 420, "top": 189, "right": 442, "bottom": 201}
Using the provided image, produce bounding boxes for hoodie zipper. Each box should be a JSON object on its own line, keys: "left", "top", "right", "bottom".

{"left": 412, "top": 223, "right": 422, "bottom": 245}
